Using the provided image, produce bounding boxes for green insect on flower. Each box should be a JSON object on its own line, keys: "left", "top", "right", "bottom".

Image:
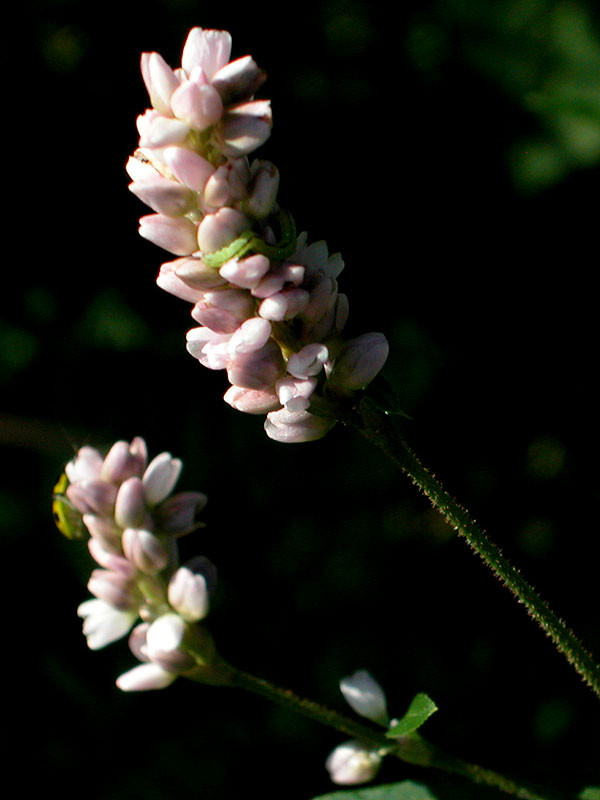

{"left": 52, "top": 472, "right": 86, "bottom": 540}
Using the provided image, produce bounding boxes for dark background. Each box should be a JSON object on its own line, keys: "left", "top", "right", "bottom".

{"left": 3, "top": 0, "right": 600, "bottom": 797}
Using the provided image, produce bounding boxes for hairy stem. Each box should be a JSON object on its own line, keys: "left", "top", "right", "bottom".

{"left": 342, "top": 398, "right": 600, "bottom": 699}
{"left": 224, "top": 666, "right": 568, "bottom": 800}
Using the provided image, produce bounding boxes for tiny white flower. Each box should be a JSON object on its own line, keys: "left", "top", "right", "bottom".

{"left": 116, "top": 663, "right": 177, "bottom": 692}
{"left": 143, "top": 452, "right": 182, "bottom": 506}
{"left": 325, "top": 740, "right": 382, "bottom": 785}
{"left": 340, "top": 670, "right": 389, "bottom": 725}
{"left": 77, "top": 599, "right": 137, "bottom": 650}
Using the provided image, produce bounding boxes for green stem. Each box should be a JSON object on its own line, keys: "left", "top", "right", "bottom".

{"left": 342, "top": 399, "right": 600, "bottom": 699}
{"left": 225, "top": 667, "right": 568, "bottom": 800}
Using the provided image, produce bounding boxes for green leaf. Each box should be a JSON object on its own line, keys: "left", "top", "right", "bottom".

{"left": 580, "top": 789, "right": 600, "bottom": 800}
{"left": 386, "top": 693, "right": 438, "bottom": 739}
{"left": 311, "top": 779, "right": 438, "bottom": 800}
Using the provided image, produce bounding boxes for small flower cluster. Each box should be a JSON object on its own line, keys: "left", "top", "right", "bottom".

{"left": 326, "top": 670, "right": 390, "bottom": 785}
{"left": 128, "top": 27, "right": 389, "bottom": 443}
{"left": 62, "top": 436, "right": 222, "bottom": 690}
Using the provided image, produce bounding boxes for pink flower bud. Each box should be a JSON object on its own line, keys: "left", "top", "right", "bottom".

{"left": 258, "top": 287, "right": 310, "bottom": 321}
{"left": 328, "top": 333, "right": 389, "bottom": 396}
{"left": 173, "top": 257, "right": 227, "bottom": 292}
{"left": 168, "top": 566, "right": 210, "bottom": 621}
{"left": 211, "top": 55, "right": 266, "bottom": 105}
{"left": 122, "top": 528, "right": 170, "bottom": 575}
{"left": 141, "top": 51, "right": 180, "bottom": 114}
{"left": 153, "top": 491, "right": 208, "bottom": 535}
{"left": 197, "top": 207, "right": 249, "bottom": 254}
{"left": 101, "top": 438, "right": 148, "bottom": 485}
{"left": 221, "top": 101, "right": 272, "bottom": 156}
{"left": 65, "top": 446, "right": 104, "bottom": 483}
{"left": 223, "top": 386, "right": 281, "bottom": 414}
{"left": 181, "top": 28, "right": 232, "bottom": 81}
{"left": 170, "top": 80, "right": 223, "bottom": 131}
{"left": 88, "top": 568, "right": 139, "bottom": 610}
{"left": 264, "top": 408, "right": 336, "bottom": 443}
{"left": 276, "top": 376, "right": 317, "bottom": 412}
{"left": 163, "top": 146, "right": 215, "bottom": 193}
{"left": 67, "top": 480, "right": 117, "bottom": 517}
{"left": 137, "top": 109, "right": 190, "bottom": 147}
{"left": 143, "top": 452, "right": 182, "bottom": 506}
{"left": 226, "top": 339, "right": 285, "bottom": 390}
{"left": 139, "top": 214, "right": 199, "bottom": 255}
{"left": 186, "top": 327, "right": 231, "bottom": 370}
{"left": 219, "top": 253, "right": 270, "bottom": 289}
{"left": 143, "top": 614, "right": 196, "bottom": 671}
{"left": 88, "top": 539, "right": 135, "bottom": 576}
{"left": 83, "top": 513, "right": 122, "bottom": 551}
{"left": 115, "top": 477, "right": 148, "bottom": 528}
{"left": 243, "top": 160, "right": 279, "bottom": 219}
{"left": 129, "top": 177, "right": 197, "bottom": 217}
{"left": 227, "top": 316, "right": 272, "bottom": 354}
{"left": 156, "top": 259, "right": 208, "bottom": 303}
{"left": 192, "top": 288, "right": 255, "bottom": 334}
{"left": 287, "top": 344, "right": 329, "bottom": 379}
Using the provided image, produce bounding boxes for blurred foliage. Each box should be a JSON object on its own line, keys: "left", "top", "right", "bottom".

{"left": 3, "top": 0, "right": 600, "bottom": 798}
{"left": 406, "top": 0, "right": 600, "bottom": 190}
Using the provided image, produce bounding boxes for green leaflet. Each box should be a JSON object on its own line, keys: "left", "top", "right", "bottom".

{"left": 386, "top": 693, "right": 438, "bottom": 739}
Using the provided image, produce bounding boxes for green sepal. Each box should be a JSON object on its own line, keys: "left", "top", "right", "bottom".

{"left": 385, "top": 693, "right": 438, "bottom": 739}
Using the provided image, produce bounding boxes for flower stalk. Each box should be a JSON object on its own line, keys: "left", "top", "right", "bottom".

{"left": 342, "top": 397, "right": 600, "bottom": 700}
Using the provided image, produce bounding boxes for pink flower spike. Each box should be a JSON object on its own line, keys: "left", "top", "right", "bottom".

{"left": 192, "top": 288, "right": 255, "bottom": 334}
{"left": 139, "top": 214, "right": 199, "bottom": 256}
{"left": 116, "top": 662, "right": 177, "bottom": 692}
{"left": 143, "top": 452, "right": 182, "bottom": 506}
{"left": 264, "top": 408, "right": 336, "bottom": 443}
{"left": 181, "top": 28, "right": 232, "bottom": 81}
